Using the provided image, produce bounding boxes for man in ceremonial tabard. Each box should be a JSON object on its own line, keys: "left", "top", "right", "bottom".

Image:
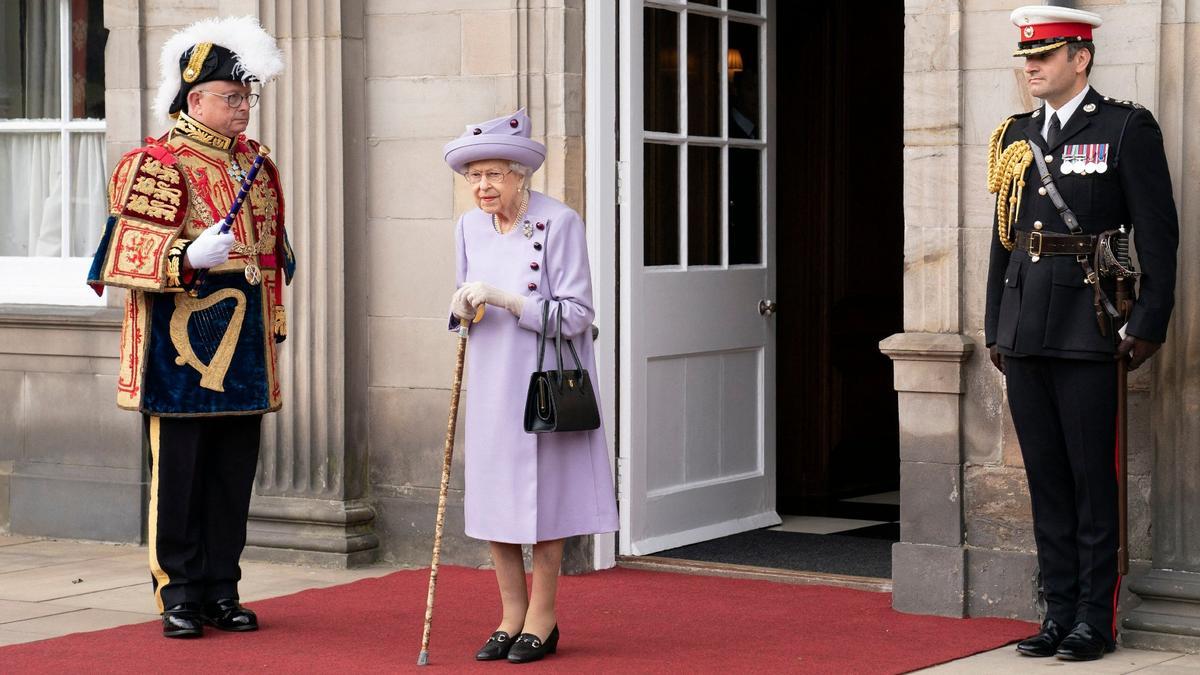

{"left": 86, "top": 16, "right": 294, "bottom": 639}
{"left": 986, "top": 6, "right": 1178, "bottom": 662}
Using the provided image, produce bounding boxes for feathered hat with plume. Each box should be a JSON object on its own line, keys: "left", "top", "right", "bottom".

{"left": 153, "top": 15, "right": 285, "bottom": 125}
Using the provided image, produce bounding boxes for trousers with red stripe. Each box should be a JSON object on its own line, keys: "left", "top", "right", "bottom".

{"left": 145, "top": 414, "right": 262, "bottom": 611}
{"left": 1004, "top": 356, "right": 1119, "bottom": 646}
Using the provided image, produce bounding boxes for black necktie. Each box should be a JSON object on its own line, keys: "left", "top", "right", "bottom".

{"left": 1046, "top": 112, "right": 1061, "bottom": 147}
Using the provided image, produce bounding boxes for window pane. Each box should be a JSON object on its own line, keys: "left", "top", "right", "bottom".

{"left": 0, "top": 0, "right": 62, "bottom": 119}
{"left": 688, "top": 145, "right": 721, "bottom": 266}
{"left": 728, "top": 148, "right": 761, "bottom": 264}
{"left": 691, "top": 0, "right": 719, "bottom": 6}
{"left": 644, "top": 8, "right": 679, "bottom": 134}
{"left": 687, "top": 14, "right": 719, "bottom": 137}
{"left": 728, "top": 21, "right": 760, "bottom": 139}
{"left": 72, "top": 0, "right": 107, "bottom": 120}
{"left": 0, "top": 133, "right": 62, "bottom": 256}
{"left": 644, "top": 143, "right": 680, "bottom": 266}
{"left": 728, "top": 0, "right": 760, "bottom": 13}
{"left": 70, "top": 132, "right": 107, "bottom": 256}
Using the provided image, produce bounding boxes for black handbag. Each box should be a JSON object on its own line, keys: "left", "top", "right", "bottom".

{"left": 523, "top": 301, "right": 601, "bottom": 434}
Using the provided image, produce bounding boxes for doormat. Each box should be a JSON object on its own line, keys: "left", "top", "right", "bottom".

{"left": 656, "top": 528, "right": 895, "bottom": 578}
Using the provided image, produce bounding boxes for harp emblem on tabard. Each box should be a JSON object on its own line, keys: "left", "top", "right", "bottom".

{"left": 169, "top": 289, "right": 247, "bottom": 392}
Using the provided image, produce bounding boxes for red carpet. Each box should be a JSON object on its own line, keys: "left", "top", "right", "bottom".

{"left": 1, "top": 566, "right": 1034, "bottom": 673}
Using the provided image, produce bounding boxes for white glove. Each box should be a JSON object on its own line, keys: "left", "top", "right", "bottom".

{"left": 184, "top": 223, "right": 235, "bottom": 270}
{"left": 459, "top": 281, "right": 525, "bottom": 317}
{"left": 449, "top": 286, "right": 478, "bottom": 321}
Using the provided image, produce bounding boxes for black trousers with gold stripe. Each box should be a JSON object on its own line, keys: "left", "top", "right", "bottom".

{"left": 145, "top": 414, "right": 262, "bottom": 612}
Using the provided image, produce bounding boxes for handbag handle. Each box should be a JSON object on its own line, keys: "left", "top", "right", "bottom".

{"left": 552, "top": 302, "right": 585, "bottom": 385}
{"left": 536, "top": 300, "right": 585, "bottom": 384}
{"left": 536, "top": 299, "right": 550, "bottom": 372}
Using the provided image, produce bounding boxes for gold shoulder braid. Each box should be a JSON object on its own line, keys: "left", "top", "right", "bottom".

{"left": 986, "top": 117, "right": 1033, "bottom": 252}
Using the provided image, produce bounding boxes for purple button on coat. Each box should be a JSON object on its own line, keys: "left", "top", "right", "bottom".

{"left": 450, "top": 191, "right": 618, "bottom": 544}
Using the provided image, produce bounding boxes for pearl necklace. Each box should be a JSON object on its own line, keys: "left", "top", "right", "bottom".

{"left": 492, "top": 190, "right": 530, "bottom": 235}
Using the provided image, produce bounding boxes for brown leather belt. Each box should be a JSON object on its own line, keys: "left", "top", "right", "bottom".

{"left": 1015, "top": 230, "right": 1097, "bottom": 258}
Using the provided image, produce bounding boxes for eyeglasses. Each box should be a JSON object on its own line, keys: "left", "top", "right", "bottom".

{"left": 196, "top": 90, "right": 260, "bottom": 109}
{"left": 464, "top": 169, "right": 513, "bottom": 184}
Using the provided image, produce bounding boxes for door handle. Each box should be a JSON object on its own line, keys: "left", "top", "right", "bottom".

{"left": 758, "top": 299, "right": 777, "bottom": 317}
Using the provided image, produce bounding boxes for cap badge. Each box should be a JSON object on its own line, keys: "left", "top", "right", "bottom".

{"left": 1023, "top": 26, "right": 1035, "bottom": 39}
{"left": 1083, "top": 103, "right": 1096, "bottom": 113}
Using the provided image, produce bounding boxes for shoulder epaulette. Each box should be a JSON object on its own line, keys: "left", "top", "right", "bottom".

{"left": 1100, "top": 96, "right": 1144, "bottom": 110}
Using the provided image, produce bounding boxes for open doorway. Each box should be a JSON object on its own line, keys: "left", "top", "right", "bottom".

{"left": 651, "top": 0, "right": 904, "bottom": 581}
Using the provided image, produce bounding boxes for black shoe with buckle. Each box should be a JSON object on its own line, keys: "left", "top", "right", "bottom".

{"left": 507, "top": 625, "right": 559, "bottom": 664}
{"left": 1055, "top": 622, "right": 1114, "bottom": 661}
{"left": 162, "top": 602, "right": 204, "bottom": 639}
{"left": 1015, "top": 618, "right": 1066, "bottom": 657}
{"left": 475, "top": 630, "right": 516, "bottom": 661}
{"left": 202, "top": 598, "right": 258, "bottom": 632}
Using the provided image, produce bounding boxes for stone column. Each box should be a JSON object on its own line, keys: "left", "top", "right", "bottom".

{"left": 881, "top": 1, "right": 971, "bottom": 617}
{"left": 241, "top": 0, "right": 377, "bottom": 567}
{"left": 1122, "top": 4, "right": 1200, "bottom": 652}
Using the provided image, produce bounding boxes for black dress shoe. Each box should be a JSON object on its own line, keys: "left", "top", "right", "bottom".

{"left": 475, "top": 630, "right": 516, "bottom": 661}
{"left": 1056, "top": 622, "right": 1114, "bottom": 661}
{"left": 507, "top": 626, "right": 559, "bottom": 664}
{"left": 1015, "top": 618, "right": 1066, "bottom": 657}
{"left": 162, "top": 603, "right": 204, "bottom": 639}
{"left": 202, "top": 598, "right": 258, "bottom": 632}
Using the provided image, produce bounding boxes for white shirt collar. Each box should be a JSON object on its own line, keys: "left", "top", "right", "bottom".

{"left": 1042, "top": 85, "right": 1091, "bottom": 139}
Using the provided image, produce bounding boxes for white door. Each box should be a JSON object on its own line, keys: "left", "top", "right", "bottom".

{"left": 618, "top": 0, "right": 777, "bottom": 555}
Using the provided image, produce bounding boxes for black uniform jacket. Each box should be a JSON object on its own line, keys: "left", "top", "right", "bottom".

{"left": 985, "top": 87, "right": 1179, "bottom": 360}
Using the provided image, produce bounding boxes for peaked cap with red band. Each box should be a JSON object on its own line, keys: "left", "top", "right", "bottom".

{"left": 1011, "top": 5, "right": 1102, "bottom": 57}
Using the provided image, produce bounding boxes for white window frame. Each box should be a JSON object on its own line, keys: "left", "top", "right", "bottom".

{"left": 0, "top": 0, "right": 107, "bottom": 306}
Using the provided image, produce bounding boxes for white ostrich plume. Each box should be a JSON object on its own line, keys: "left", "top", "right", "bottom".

{"left": 153, "top": 15, "right": 285, "bottom": 125}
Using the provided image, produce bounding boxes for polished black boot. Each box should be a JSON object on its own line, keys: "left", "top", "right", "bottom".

{"left": 1055, "top": 622, "right": 1114, "bottom": 661}
{"left": 162, "top": 602, "right": 204, "bottom": 639}
{"left": 1015, "top": 618, "right": 1066, "bottom": 657}
{"left": 507, "top": 626, "right": 559, "bottom": 664}
{"left": 475, "top": 630, "right": 516, "bottom": 661}
{"left": 202, "top": 598, "right": 258, "bottom": 632}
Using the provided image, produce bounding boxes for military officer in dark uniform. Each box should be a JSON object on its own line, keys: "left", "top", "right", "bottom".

{"left": 985, "top": 6, "right": 1179, "bottom": 662}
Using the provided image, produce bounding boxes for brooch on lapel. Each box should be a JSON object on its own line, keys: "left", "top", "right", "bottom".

{"left": 523, "top": 221, "right": 534, "bottom": 238}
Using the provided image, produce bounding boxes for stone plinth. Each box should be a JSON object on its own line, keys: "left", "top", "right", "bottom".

{"left": 881, "top": 332, "right": 973, "bottom": 616}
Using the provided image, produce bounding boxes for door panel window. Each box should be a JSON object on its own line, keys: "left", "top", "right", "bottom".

{"left": 644, "top": 142, "right": 681, "bottom": 266}
{"left": 644, "top": 8, "right": 679, "bottom": 134}
{"left": 641, "top": 3, "right": 766, "bottom": 269}
{"left": 687, "top": 14, "right": 719, "bottom": 138}
{"left": 688, "top": 145, "right": 721, "bottom": 266}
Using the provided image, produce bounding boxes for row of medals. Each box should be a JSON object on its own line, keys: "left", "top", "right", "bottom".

{"left": 226, "top": 159, "right": 262, "bottom": 286}
{"left": 1058, "top": 143, "right": 1108, "bottom": 175}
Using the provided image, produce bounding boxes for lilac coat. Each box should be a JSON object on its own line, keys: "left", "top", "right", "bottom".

{"left": 452, "top": 191, "right": 619, "bottom": 544}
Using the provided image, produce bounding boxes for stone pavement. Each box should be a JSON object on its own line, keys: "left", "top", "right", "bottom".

{"left": 0, "top": 534, "right": 391, "bottom": 648}
{"left": 2, "top": 535, "right": 1197, "bottom": 673}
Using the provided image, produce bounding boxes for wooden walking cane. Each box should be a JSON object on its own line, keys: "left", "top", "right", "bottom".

{"left": 418, "top": 304, "right": 485, "bottom": 666}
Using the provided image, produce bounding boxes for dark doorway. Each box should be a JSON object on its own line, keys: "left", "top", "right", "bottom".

{"left": 775, "top": 1, "right": 905, "bottom": 516}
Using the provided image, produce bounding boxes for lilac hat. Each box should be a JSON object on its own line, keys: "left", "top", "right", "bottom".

{"left": 443, "top": 108, "right": 546, "bottom": 175}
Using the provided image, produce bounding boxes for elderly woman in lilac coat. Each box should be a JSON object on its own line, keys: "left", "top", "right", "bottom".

{"left": 443, "top": 109, "right": 618, "bottom": 665}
